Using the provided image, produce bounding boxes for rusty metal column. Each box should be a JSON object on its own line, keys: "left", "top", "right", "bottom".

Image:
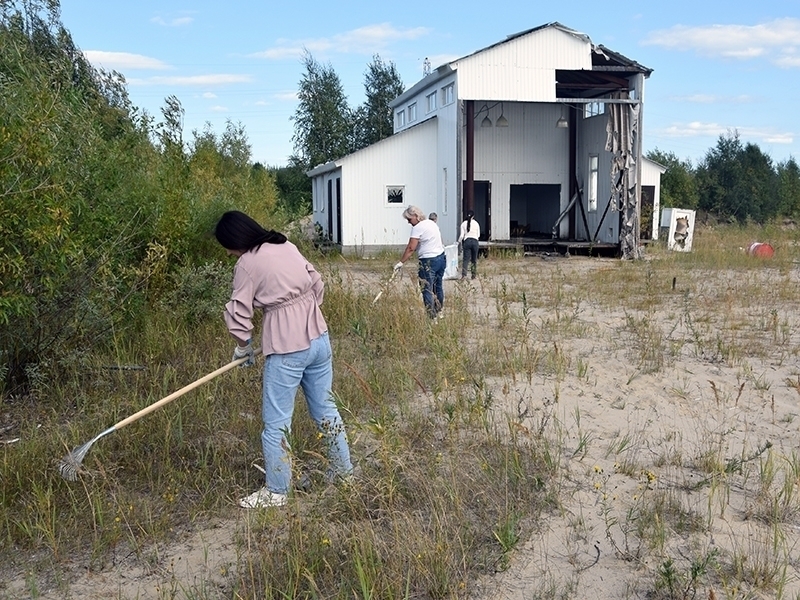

{"left": 568, "top": 103, "right": 577, "bottom": 238}
{"left": 464, "top": 100, "right": 475, "bottom": 214}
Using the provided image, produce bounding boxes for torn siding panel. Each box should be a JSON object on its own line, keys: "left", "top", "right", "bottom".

{"left": 606, "top": 101, "right": 642, "bottom": 259}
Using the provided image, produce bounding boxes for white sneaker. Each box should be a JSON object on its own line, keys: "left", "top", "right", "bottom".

{"left": 238, "top": 487, "right": 287, "bottom": 509}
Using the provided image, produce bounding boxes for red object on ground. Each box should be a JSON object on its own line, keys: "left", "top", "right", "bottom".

{"left": 746, "top": 242, "right": 775, "bottom": 258}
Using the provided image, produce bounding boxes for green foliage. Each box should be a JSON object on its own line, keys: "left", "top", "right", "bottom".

{"left": 158, "top": 260, "right": 233, "bottom": 326}
{"left": 289, "top": 52, "right": 405, "bottom": 177}
{"left": 0, "top": 3, "right": 280, "bottom": 394}
{"left": 696, "top": 132, "right": 779, "bottom": 223}
{"left": 649, "top": 135, "right": 800, "bottom": 225}
{"left": 352, "top": 54, "right": 405, "bottom": 151}
{"left": 776, "top": 157, "right": 800, "bottom": 217}
{"left": 271, "top": 160, "right": 312, "bottom": 218}
{"left": 291, "top": 51, "right": 353, "bottom": 171}
{"left": 647, "top": 149, "right": 699, "bottom": 210}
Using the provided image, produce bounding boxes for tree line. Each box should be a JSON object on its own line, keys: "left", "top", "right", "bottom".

{"left": 278, "top": 51, "right": 404, "bottom": 215}
{"left": 648, "top": 135, "right": 800, "bottom": 223}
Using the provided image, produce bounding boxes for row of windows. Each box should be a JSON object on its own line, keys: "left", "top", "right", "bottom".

{"left": 396, "top": 83, "right": 454, "bottom": 129}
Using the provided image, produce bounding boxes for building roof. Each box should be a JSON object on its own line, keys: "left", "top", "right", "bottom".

{"left": 391, "top": 22, "right": 652, "bottom": 108}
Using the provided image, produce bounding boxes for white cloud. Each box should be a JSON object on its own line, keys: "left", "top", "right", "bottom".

{"left": 658, "top": 122, "right": 792, "bottom": 145}
{"left": 426, "top": 53, "right": 461, "bottom": 69}
{"left": 672, "top": 94, "right": 755, "bottom": 104}
{"left": 210, "top": 105, "right": 228, "bottom": 113}
{"left": 84, "top": 51, "right": 170, "bottom": 71}
{"left": 250, "top": 23, "right": 431, "bottom": 60}
{"left": 202, "top": 92, "right": 217, "bottom": 98}
{"left": 660, "top": 121, "right": 728, "bottom": 138}
{"left": 776, "top": 55, "right": 800, "bottom": 68}
{"left": 763, "top": 134, "right": 793, "bottom": 144}
{"left": 151, "top": 15, "right": 193, "bottom": 27}
{"left": 149, "top": 74, "right": 253, "bottom": 86}
{"left": 645, "top": 18, "right": 800, "bottom": 67}
{"left": 274, "top": 91, "right": 298, "bottom": 101}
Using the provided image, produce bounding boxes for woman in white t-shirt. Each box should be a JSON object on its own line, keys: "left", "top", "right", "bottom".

{"left": 457, "top": 210, "right": 481, "bottom": 279}
{"left": 393, "top": 205, "right": 446, "bottom": 318}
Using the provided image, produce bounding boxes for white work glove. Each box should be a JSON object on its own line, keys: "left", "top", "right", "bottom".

{"left": 393, "top": 262, "right": 403, "bottom": 273}
{"left": 233, "top": 340, "right": 255, "bottom": 367}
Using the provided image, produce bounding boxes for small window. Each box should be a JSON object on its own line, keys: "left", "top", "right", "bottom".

{"left": 584, "top": 101, "right": 605, "bottom": 118}
{"left": 386, "top": 185, "right": 404, "bottom": 204}
{"left": 426, "top": 91, "right": 437, "bottom": 113}
{"left": 396, "top": 109, "right": 406, "bottom": 128}
{"left": 441, "top": 83, "right": 454, "bottom": 105}
{"left": 588, "top": 155, "right": 599, "bottom": 212}
{"left": 408, "top": 103, "right": 417, "bottom": 123}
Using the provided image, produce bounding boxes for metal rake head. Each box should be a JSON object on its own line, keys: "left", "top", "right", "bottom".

{"left": 57, "top": 441, "right": 93, "bottom": 481}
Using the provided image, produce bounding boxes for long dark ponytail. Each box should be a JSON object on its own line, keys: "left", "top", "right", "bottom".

{"left": 465, "top": 210, "right": 474, "bottom": 232}
{"left": 214, "top": 210, "right": 287, "bottom": 252}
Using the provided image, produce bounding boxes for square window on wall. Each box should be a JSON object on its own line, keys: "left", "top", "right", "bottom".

{"left": 408, "top": 103, "right": 417, "bottom": 122}
{"left": 386, "top": 186, "right": 404, "bottom": 205}
{"left": 396, "top": 110, "right": 406, "bottom": 128}
{"left": 442, "top": 84, "right": 454, "bottom": 105}
{"left": 426, "top": 92, "right": 437, "bottom": 113}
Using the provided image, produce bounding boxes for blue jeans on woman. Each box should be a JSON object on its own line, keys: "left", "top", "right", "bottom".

{"left": 418, "top": 252, "right": 446, "bottom": 318}
{"left": 261, "top": 332, "right": 352, "bottom": 494}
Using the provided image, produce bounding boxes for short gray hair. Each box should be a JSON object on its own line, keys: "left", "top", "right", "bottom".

{"left": 402, "top": 205, "right": 427, "bottom": 221}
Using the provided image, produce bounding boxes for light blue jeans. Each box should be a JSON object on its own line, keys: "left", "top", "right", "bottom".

{"left": 261, "top": 332, "right": 352, "bottom": 494}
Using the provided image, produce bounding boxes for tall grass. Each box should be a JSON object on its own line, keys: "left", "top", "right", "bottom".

{"left": 2, "top": 221, "right": 800, "bottom": 598}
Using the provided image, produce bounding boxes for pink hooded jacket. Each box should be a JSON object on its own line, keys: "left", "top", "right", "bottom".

{"left": 224, "top": 241, "right": 327, "bottom": 356}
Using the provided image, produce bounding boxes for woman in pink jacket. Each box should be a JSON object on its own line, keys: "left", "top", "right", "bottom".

{"left": 214, "top": 211, "right": 353, "bottom": 508}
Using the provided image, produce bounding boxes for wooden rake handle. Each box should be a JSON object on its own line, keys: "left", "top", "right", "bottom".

{"left": 113, "top": 348, "right": 261, "bottom": 431}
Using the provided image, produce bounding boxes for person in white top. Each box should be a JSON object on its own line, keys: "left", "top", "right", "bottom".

{"left": 457, "top": 210, "right": 481, "bottom": 279}
{"left": 394, "top": 205, "right": 446, "bottom": 318}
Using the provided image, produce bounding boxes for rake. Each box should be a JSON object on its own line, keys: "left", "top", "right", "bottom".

{"left": 372, "top": 267, "right": 400, "bottom": 305}
{"left": 58, "top": 349, "right": 261, "bottom": 481}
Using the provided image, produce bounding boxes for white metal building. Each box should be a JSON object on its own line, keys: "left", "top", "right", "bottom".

{"left": 309, "top": 22, "right": 657, "bottom": 258}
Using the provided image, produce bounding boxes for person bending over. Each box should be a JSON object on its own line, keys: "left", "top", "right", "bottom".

{"left": 394, "top": 205, "right": 445, "bottom": 318}
{"left": 215, "top": 210, "right": 353, "bottom": 508}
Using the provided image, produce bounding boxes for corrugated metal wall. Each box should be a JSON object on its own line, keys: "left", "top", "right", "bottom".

{"left": 455, "top": 28, "right": 591, "bottom": 101}
{"left": 577, "top": 110, "right": 616, "bottom": 243}
{"left": 466, "top": 102, "right": 570, "bottom": 240}
{"left": 337, "top": 118, "right": 439, "bottom": 250}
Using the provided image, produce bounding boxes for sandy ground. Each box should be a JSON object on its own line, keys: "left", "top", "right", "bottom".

{"left": 7, "top": 253, "right": 800, "bottom": 599}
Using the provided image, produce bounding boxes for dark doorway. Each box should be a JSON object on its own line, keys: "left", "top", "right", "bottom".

{"left": 510, "top": 184, "right": 561, "bottom": 237}
{"left": 335, "top": 177, "right": 342, "bottom": 243}
{"left": 327, "top": 180, "right": 333, "bottom": 241}
{"left": 463, "top": 180, "right": 491, "bottom": 240}
{"left": 640, "top": 185, "right": 655, "bottom": 240}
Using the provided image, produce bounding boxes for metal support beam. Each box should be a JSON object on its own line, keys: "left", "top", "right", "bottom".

{"left": 464, "top": 100, "right": 475, "bottom": 214}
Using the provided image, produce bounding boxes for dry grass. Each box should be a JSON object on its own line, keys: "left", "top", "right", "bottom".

{"left": 2, "top": 221, "right": 800, "bottom": 598}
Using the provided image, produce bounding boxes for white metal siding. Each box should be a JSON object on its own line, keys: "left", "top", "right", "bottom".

{"left": 466, "top": 102, "right": 569, "bottom": 240}
{"left": 336, "top": 118, "right": 439, "bottom": 250}
{"left": 642, "top": 159, "right": 666, "bottom": 239}
{"left": 577, "top": 111, "right": 617, "bottom": 243}
{"left": 455, "top": 28, "right": 591, "bottom": 101}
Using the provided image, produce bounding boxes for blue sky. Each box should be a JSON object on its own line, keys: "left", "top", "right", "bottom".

{"left": 59, "top": 1, "right": 800, "bottom": 168}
